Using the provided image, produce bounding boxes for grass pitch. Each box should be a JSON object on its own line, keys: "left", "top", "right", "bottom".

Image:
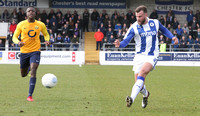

{"left": 0, "top": 64, "right": 199, "bottom": 116}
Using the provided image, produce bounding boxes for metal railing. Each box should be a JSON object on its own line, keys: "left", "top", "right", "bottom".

{"left": 102, "top": 43, "right": 200, "bottom": 52}
{"left": 2, "top": 43, "right": 83, "bottom": 51}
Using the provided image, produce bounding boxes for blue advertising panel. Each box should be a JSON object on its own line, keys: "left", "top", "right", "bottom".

{"left": 51, "top": 0, "right": 126, "bottom": 9}
{"left": 105, "top": 53, "right": 135, "bottom": 61}
{"left": 173, "top": 53, "right": 200, "bottom": 61}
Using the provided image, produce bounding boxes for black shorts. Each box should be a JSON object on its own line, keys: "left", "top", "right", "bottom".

{"left": 20, "top": 51, "right": 41, "bottom": 69}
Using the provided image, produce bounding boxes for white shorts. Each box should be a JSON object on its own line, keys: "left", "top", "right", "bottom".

{"left": 132, "top": 54, "right": 158, "bottom": 74}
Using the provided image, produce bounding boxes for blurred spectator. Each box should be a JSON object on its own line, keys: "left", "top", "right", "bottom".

{"left": 7, "top": 31, "right": 14, "bottom": 50}
{"left": 122, "top": 23, "right": 127, "bottom": 33}
{"left": 112, "top": 10, "right": 118, "bottom": 20}
{"left": 17, "top": 8, "right": 25, "bottom": 22}
{"left": 45, "top": 19, "right": 51, "bottom": 29}
{"left": 195, "top": 10, "right": 200, "bottom": 25}
{"left": 187, "top": 35, "right": 194, "bottom": 51}
{"left": 114, "top": 22, "right": 122, "bottom": 34}
{"left": 197, "top": 28, "right": 200, "bottom": 38}
{"left": 172, "top": 30, "right": 179, "bottom": 51}
{"left": 97, "top": 13, "right": 104, "bottom": 28}
{"left": 103, "top": 15, "right": 110, "bottom": 29}
{"left": 2, "top": 9, "right": 10, "bottom": 22}
{"left": 48, "top": 9, "right": 55, "bottom": 19}
{"left": 51, "top": 22, "right": 58, "bottom": 36}
{"left": 102, "top": 9, "right": 108, "bottom": 19}
{"left": 36, "top": 10, "right": 42, "bottom": 21}
{"left": 48, "top": 29, "right": 55, "bottom": 38}
{"left": 194, "top": 38, "right": 200, "bottom": 51}
{"left": 172, "top": 17, "right": 179, "bottom": 30}
{"left": 112, "top": 15, "right": 120, "bottom": 29}
{"left": 126, "top": 9, "right": 133, "bottom": 21}
{"left": 167, "top": 9, "right": 175, "bottom": 19}
{"left": 82, "top": 9, "right": 90, "bottom": 32}
{"left": 77, "top": 15, "right": 83, "bottom": 30}
{"left": 56, "top": 9, "right": 62, "bottom": 18}
{"left": 176, "top": 25, "right": 183, "bottom": 39}
{"left": 50, "top": 15, "right": 58, "bottom": 26}
{"left": 121, "top": 15, "right": 130, "bottom": 28}
{"left": 65, "top": 11, "right": 71, "bottom": 21}
{"left": 63, "top": 35, "right": 71, "bottom": 50}
{"left": 108, "top": 34, "right": 115, "bottom": 51}
{"left": 167, "top": 23, "right": 173, "bottom": 33}
{"left": 166, "top": 12, "right": 173, "bottom": 27}
{"left": 130, "top": 14, "right": 137, "bottom": 24}
{"left": 99, "top": 23, "right": 106, "bottom": 36}
{"left": 91, "top": 9, "right": 99, "bottom": 32}
{"left": 57, "top": 13, "right": 63, "bottom": 28}
{"left": 182, "top": 23, "right": 189, "bottom": 34}
{"left": 159, "top": 15, "right": 165, "bottom": 25}
{"left": 149, "top": 9, "right": 158, "bottom": 19}
{"left": 165, "top": 37, "right": 172, "bottom": 51}
{"left": 71, "top": 34, "right": 79, "bottom": 51}
{"left": 180, "top": 36, "right": 187, "bottom": 51}
{"left": 0, "top": 39, "right": 5, "bottom": 50}
{"left": 9, "top": 20, "right": 17, "bottom": 33}
{"left": 182, "top": 30, "right": 189, "bottom": 40}
{"left": 94, "top": 28, "right": 104, "bottom": 50}
{"left": 49, "top": 35, "right": 55, "bottom": 45}
{"left": 55, "top": 33, "right": 63, "bottom": 50}
{"left": 191, "top": 17, "right": 199, "bottom": 38}
{"left": 62, "top": 24, "right": 69, "bottom": 37}
{"left": 73, "top": 10, "right": 79, "bottom": 24}
{"left": 74, "top": 23, "right": 80, "bottom": 37}
{"left": 106, "top": 28, "right": 113, "bottom": 40}
{"left": 41, "top": 10, "right": 48, "bottom": 23}
{"left": 116, "top": 29, "right": 123, "bottom": 41}
{"left": 186, "top": 10, "right": 194, "bottom": 26}
{"left": 159, "top": 35, "right": 165, "bottom": 43}
{"left": 10, "top": 9, "right": 18, "bottom": 23}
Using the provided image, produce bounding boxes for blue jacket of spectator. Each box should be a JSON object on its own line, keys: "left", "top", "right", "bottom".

{"left": 176, "top": 28, "right": 183, "bottom": 36}
{"left": 186, "top": 13, "right": 194, "bottom": 22}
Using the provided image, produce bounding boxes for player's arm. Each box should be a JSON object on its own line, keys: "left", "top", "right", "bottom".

{"left": 41, "top": 23, "right": 50, "bottom": 45}
{"left": 114, "top": 28, "right": 135, "bottom": 48}
{"left": 158, "top": 22, "right": 178, "bottom": 44}
{"left": 12, "top": 23, "right": 24, "bottom": 47}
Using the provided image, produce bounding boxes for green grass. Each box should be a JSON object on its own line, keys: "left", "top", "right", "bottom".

{"left": 0, "top": 64, "right": 199, "bottom": 116}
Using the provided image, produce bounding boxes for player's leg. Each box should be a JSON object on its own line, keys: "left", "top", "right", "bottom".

{"left": 127, "top": 62, "right": 152, "bottom": 107}
{"left": 27, "top": 51, "right": 41, "bottom": 101}
{"left": 20, "top": 53, "right": 30, "bottom": 77}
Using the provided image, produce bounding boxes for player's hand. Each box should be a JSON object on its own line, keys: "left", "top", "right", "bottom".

{"left": 113, "top": 39, "right": 120, "bottom": 48}
{"left": 18, "top": 42, "right": 25, "bottom": 47}
{"left": 44, "top": 41, "right": 50, "bottom": 46}
{"left": 172, "top": 37, "right": 178, "bottom": 45}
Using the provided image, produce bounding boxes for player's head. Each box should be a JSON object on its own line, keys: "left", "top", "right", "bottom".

{"left": 26, "top": 6, "right": 36, "bottom": 19}
{"left": 135, "top": 5, "right": 147, "bottom": 25}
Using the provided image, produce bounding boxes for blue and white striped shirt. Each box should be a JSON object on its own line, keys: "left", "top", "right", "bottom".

{"left": 120, "top": 18, "right": 174, "bottom": 57}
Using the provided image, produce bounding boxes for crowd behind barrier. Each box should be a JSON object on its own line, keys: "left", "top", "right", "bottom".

{"left": 0, "top": 8, "right": 200, "bottom": 52}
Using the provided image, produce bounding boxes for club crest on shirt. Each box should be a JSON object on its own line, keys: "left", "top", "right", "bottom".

{"left": 150, "top": 22, "right": 154, "bottom": 27}
{"left": 35, "top": 26, "right": 39, "bottom": 29}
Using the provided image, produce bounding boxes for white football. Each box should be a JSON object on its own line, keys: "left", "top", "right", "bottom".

{"left": 42, "top": 73, "right": 57, "bottom": 88}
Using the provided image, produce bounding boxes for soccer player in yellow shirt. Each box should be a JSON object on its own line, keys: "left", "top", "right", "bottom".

{"left": 12, "top": 7, "right": 50, "bottom": 101}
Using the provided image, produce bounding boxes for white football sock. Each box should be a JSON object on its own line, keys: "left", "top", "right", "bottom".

{"left": 140, "top": 85, "right": 148, "bottom": 97}
{"left": 130, "top": 76, "right": 144, "bottom": 102}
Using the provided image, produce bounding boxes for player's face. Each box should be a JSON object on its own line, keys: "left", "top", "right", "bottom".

{"left": 136, "top": 11, "right": 147, "bottom": 25}
{"left": 26, "top": 7, "right": 36, "bottom": 19}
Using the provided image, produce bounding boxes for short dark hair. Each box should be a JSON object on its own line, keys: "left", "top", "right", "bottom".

{"left": 135, "top": 5, "right": 147, "bottom": 13}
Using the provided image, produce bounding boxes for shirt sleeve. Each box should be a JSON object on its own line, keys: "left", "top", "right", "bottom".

{"left": 12, "top": 23, "right": 21, "bottom": 44}
{"left": 119, "top": 28, "right": 135, "bottom": 48}
{"left": 41, "top": 23, "right": 50, "bottom": 41}
{"left": 159, "top": 22, "right": 175, "bottom": 39}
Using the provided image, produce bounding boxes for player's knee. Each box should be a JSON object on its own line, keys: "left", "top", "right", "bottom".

{"left": 21, "top": 73, "right": 27, "bottom": 77}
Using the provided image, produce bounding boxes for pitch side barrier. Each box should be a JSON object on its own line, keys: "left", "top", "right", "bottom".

{"left": 99, "top": 51, "right": 200, "bottom": 66}
{"left": 0, "top": 51, "right": 85, "bottom": 65}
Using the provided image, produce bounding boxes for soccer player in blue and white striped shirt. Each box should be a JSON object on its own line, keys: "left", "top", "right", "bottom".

{"left": 114, "top": 5, "right": 178, "bottom": 108}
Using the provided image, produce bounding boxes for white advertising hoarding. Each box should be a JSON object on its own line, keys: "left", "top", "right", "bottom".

{"left": 0, "top": 51, "right": 85, "bottom": 65}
